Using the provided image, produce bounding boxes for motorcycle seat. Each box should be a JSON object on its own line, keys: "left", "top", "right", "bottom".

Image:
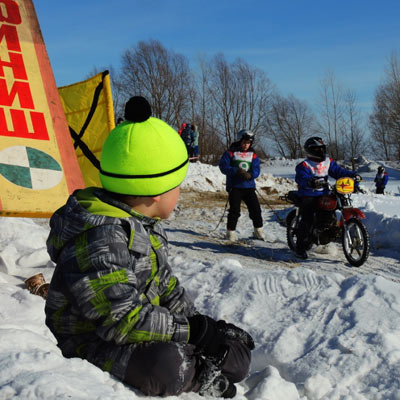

{"left": 286, "top": 190, "right": 301, "bottom": 205}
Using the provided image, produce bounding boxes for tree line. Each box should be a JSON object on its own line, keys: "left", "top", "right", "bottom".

{"left": 100, "top": 39, "right": 400, "bottom": 163}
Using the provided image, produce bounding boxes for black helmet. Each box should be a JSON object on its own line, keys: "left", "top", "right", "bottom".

{"left": 378, "top": 166, "right": 385, "bottom": 173}
{"left": 304, "top": 136, "right": 326, "bottom": 162}
{"left": 237, "top": 129, "right": 255, "bottom": 143}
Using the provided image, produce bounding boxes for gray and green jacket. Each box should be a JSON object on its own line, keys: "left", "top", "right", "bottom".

{"left": 45, "top": 187, "right": 196, "bottom": 378}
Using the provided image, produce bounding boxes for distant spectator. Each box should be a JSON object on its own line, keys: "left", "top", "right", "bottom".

{"left": 374, "top": 166, "right": 388, "bottom": 194}
{"left": 180, "top": 123, "right": 195, "bottom": 157}
{"left": 190, "top": 124, "right": 200, "bottom": 161}
{"left": 178, "top": 123, "right": 186, "bottom": 136}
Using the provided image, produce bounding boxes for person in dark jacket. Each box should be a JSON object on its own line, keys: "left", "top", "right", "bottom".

{"left": 178, "top": 122, "right": 186, "bottom": 136}
{"left": 190, "top": 124, "right": 200, "bottom": 160}
{"left": 219, "top": 129, "right": 266, "bottom": 242}
{"left": 294, "top": 136, "right": 361, "bottom": 259}
{"left": 45, "top": 97, "right": 253, "bottom": 399}
{"left": 180, "top": 123, "right": 195, "bottom": 158}
{"left": 374, "top": 166, "right": 388, "bottom": 194}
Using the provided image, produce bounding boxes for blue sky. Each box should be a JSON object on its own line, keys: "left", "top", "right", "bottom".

{"left": 34, "top": 0, "right": 400, "bottom": 115}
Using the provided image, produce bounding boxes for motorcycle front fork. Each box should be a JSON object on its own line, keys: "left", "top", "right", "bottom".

{"left": 339, "top": 213, "right": 356, "bottom": 245}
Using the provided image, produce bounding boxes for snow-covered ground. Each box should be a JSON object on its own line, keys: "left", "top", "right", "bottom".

{"left": 1, "top": 158, "right": 400, "bottom": 400}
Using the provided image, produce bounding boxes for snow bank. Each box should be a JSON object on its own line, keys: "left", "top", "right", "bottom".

{"left": 172, "top": 256, "right": 400, "bottom": 400}
{"left": 181, "top": 161, "right": 296, "bottom": 193}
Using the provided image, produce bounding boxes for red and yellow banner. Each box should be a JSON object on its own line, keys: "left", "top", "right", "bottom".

{"left": 0, "top": 0, "right": 84, "bottom": 217}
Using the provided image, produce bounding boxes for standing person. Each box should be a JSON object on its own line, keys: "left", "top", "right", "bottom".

{"left": 219, "top": 129, "right": 266, "bottom": 242}
{"left": 44, "top": 96, "right": 253, "bottom": 399}
{"left": 294, "top": 136, "right": 361, "bottom": 259}
{"left": 374, "top": 166, "right": 388, "bottom": 194}
{"left": 178, "top": 122, "right": 186, "bottom": 136}
{"left": 191, "top": 124, "right": 200, "bottom": 161}
{"left": 180, "top": 123, "right": 194, "bottom": 157}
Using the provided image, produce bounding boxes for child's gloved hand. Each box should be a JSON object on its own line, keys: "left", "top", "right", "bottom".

{"left": 188, "top": 315, "right": 255, "bottom": 356}
{"left": 187, "top": 314, "right": 225, "bottom": 356}
{"left": 216, "top": 320, "right": 255, "bottom": 350}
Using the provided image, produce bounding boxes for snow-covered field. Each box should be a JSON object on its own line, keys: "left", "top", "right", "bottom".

{"left": 1, "top": 158, "right": 400, "bottom": 400}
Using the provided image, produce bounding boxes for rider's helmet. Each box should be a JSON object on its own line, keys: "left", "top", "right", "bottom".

{"left": 378, "top": 166, "right": 385, "bottom": 174}
{"left": 237, "top": 129, "right": 255, "bottom": 144}
{"left": 304, "top": 136, "right": 327, "bottom": 162}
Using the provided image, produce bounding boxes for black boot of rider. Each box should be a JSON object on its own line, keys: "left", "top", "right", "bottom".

{"left": 295, "top": 245, "right": 308, "bottom": 259}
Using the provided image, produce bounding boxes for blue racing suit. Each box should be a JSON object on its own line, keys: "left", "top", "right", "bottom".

{"left": 294, "top": 157, "right": 357, "bottom": 252}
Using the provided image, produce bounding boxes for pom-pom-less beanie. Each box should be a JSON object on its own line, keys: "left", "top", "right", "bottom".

{"left": 100, "top": 96, "right": 189, "bottom": 196}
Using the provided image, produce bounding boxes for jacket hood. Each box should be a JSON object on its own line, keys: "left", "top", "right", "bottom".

{"left": 46, "top": 187, "right": 158, "bottom": 263}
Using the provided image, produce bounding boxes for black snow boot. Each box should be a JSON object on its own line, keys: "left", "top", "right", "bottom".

{"left": 197, "top": 350, "right": 236, "bottom": 398}
{"left": 198, "top": 369, "right": 236, "bottom": 398}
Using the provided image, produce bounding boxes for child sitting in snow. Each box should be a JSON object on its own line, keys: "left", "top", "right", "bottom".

{"left": 44, "top": 96, "right": 254, "bottom": 398}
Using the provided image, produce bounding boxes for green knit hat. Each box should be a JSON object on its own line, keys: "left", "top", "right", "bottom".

{"left": 100, "top": 96, "right": 189, "bottom": 196}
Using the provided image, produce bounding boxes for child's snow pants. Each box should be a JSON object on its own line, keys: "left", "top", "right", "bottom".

{"left": 124, "top": 339, "right": 251, "bottom": 397}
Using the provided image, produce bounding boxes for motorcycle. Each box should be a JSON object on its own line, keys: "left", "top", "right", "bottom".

{"left": 284, "top": 177, "right": 370, "bottom": 267}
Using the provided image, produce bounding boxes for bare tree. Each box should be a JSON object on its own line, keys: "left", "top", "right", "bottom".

{"left": 369, "top": 88, "right": 392, "bottom": 159}
{"left": 317, "top": 70, "right": 346, "bottom": 159}
{"left": 266, "top": 93, "right": 317, "bottom": 158}
{"left": 118, "top": 39, "right": 193, "bottom": 128}
{"left": 191, "top": 54, "right": 225, "bottom": 163}
{"left": 369, "top": 52, "right": 400, "bottom": 160}
{"left": 108, "top": 67, "right": 127, "bottom": 122}
{"left": 342, "top": 89, "right": 368, "bottom": 165}
{"left": 207, "top": 54, "right": 273, "bottom": 148}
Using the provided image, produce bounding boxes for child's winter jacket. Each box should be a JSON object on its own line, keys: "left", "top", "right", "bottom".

{"left": 45, "top": 187, "right": 196, "bottom": 380}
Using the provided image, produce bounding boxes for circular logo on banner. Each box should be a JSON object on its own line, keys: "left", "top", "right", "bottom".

{"left": 0, "top": 146, "right": 63, "bottom": 190}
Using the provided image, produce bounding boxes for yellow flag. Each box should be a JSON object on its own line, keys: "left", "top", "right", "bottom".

{"left": 58, "top": 71, "right": 115, "bottom": 187}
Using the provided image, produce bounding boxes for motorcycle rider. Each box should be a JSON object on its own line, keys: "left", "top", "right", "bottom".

{"left": 294, "top": 137, "right": 361, "bottom": 259}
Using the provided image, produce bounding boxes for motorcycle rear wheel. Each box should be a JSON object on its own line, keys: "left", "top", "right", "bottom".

{"left": 342, "top": 218, "right": 370, "bottom": 267}
{"left": 286, "top": 210, "right": 312, "bottom": 252}
{"left": 286, "top": 210, "right": 298, "bottom": 251}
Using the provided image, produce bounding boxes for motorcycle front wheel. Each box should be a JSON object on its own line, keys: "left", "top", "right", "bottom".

{"left": 342, "top": 218, "right": 370, "bottom": 267}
